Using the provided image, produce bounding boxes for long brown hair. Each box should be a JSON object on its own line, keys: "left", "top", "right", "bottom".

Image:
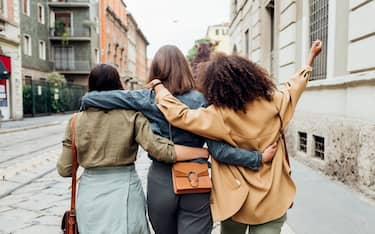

{"left": 199, "top": 54, "right": 276, "bottom": 112}
{"left": 148, "top": 45, "right": 195, "bottom": 95}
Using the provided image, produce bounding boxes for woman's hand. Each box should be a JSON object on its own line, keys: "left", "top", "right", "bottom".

{"left": 146, "top": 79, "right": 163, "bottom": 89}
{"left": 310, "top": 40, "right": 322, "bottom": 58}
{"left": 262, "top": 142, "right": 278, "bottom": 163}
{"left": 307, "top": 40, "right": 323, "bottom": 66}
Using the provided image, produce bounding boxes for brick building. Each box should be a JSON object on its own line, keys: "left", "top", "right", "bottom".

{"left": 99, "top": 0, "right": 128, "bottom": 78}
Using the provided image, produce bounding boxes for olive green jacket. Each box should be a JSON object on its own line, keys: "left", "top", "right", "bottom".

{"left": 57, "top": 109, "right": 176, "bottom": 177}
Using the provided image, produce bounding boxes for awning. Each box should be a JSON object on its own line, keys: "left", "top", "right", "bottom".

{"left": 0, "top": 61, "right": 9, "bottom": 80}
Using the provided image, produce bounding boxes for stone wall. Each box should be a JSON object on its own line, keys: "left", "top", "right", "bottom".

{"left": 286, "top": 112, "right": 375, "bottom": 199}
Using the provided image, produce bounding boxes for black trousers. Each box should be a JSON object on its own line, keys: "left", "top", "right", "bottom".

{"left": 147, "top": 161, "right": 212, "bottom": 234}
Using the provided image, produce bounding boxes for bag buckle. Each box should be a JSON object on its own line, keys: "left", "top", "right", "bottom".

{"left": 187, "top": 171, "right": 199, "bottom": 187}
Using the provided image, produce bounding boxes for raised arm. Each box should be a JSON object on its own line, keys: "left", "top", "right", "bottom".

{"left": 81, "top": 89, "right": 150, "bottom": 111}
{"left": 276, "top": 40, "right": 322, "bottom": 128}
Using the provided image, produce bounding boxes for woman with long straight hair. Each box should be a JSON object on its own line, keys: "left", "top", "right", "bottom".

{"left": 150, "top": 41, "right": 322, "bottom": 234}
{"left": 81, "top": 46, "right": 277, "bottom": 234}
{"left": 57, "top": 64, "right": 214, "bottom": 234}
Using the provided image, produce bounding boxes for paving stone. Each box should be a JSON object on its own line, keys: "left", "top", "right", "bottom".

{"left": 0, "top": 194, "right": 28, "bottom": 206}
{"left": 13, "top": 224, "right": 61, "bottom": 234}
{"left": 0, "top": 208, "right": 40, "bottom": 233}
{"left": 0, "top": 180, "right": 21, "bottom": 195}
{"left": 30, "top": 215, "right": 61, "bottom": 226}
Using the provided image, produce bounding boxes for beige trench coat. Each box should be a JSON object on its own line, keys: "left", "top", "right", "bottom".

{"left": 155, "top": 66, "right": 312, "bottom": 224}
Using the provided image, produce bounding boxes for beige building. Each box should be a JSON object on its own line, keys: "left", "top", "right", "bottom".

{"left": 0, "top": 0, "right": 23, "bottom": 120}
{"left": 127, "top": 13, "right": 137, "bottom": 79}
{"left": 230, "top": 0, "right": 375, "bottom": 198}
{"left": 206, "top": 23, "right": 231, "bottom": 54}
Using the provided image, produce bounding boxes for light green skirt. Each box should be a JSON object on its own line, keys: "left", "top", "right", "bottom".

{"left": 76, "top": 166, "right": 150, "bottom": 234}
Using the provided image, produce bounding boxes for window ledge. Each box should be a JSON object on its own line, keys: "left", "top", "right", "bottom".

{"left": 307, "top": 70, "right": 375, "bottom": 89}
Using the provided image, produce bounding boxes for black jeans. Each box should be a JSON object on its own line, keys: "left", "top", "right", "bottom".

{"left": 147, "top": 161, "right": 212, "bottom": 234}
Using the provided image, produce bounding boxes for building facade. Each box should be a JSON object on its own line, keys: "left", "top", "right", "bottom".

{"left": 0, "top": 0, "right": 23, "bottom": 120}
{"left": 99, "top": 0, "right": 128, "bottom": 78}
{"left": 126, "top": 13, "right": 136, "bottom": 79}
{"left": 135, "top": 27, "right": 148, "bottom": 83}
{"left": 20, "top": 0, "right": 53, "bottom": 83}
{"left": 206, "top": 23, "right": 231, "bottom": 54}
{"left": 229, "top": 0, "right": 375, "bottom": 198}
{"left": 48, "top": 0, "right": 99, "bottom": 85}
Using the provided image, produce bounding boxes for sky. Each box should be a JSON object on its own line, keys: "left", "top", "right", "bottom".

{"left": 124, "top": 0, "right": 230, "bottom": 58}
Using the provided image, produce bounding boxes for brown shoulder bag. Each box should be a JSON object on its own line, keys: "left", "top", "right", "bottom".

{"left": 169, "top": 125, "right": 212, "bottom": 194}
{"left": 61, "top": 113, "right": 79, "bottom": 234}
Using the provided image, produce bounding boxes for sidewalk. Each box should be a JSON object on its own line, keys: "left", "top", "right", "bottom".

{"left": 287, "top": 159, "right": 375, "bottom": 234}
{"left": 0, "top": 114, "right": 72, "bottom": 134}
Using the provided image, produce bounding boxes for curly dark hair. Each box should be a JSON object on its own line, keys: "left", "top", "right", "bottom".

{"left": 198, "top": 54, "right": 276, "bottom": 112}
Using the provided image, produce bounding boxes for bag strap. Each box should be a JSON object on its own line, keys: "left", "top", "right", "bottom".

{"left": 277, "top": 113, "right": 290, "bottom": 167}
{"left": 70, "top": 113, "right": 78, "bottom": 215}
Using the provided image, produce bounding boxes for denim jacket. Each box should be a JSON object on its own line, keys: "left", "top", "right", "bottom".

{"left": 81, "top": 89, "right": 262, "bottom": 170}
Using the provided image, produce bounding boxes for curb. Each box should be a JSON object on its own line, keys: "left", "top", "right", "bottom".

{"left": 0, "top": 167, "right": 56, "bottom": 199}
{"left": 0, "top": 121, "right": 62, "bottom": 135}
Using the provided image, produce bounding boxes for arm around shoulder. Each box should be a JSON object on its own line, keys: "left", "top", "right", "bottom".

{"left": 134, "top": 112, "right": 176, "bottom": 163}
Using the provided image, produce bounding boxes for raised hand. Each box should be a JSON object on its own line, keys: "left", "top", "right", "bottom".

{"left": 307, "top": 40, "right": 323, "bottom": 66}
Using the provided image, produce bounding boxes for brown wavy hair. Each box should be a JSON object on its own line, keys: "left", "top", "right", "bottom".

{"left": 198, "top": 54, "right": 276, "bottom": 112}
{"left": 88, "top": 64, "right": 123, "bottom": 92}
{"left": 149, "top": 45, "right": 195, "bottom": 95}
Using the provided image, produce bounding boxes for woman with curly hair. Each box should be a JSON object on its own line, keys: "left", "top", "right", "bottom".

{"left": 150, "top": 41, "right": 322, "bottom": 234}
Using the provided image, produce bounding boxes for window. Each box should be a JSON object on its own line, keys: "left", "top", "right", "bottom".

{"left": 37, "top": 4, "right": 45, "bottom": 24}
{"left": 216, "top": 29, "right": 219, "bottom": 35}
{"left": 23, "top": 0, "right": 30, "bottom": 16}
{"left": 55, "top": 46, "right": 74, "bottom": 70}
{"left": 313, "top": 135, "right": 325, "bottom": 160}
{"left": 23, "top": 34, "right": 32, "bottom": 56}
{"left": 0, "top": 0, "right": 7, "bottom": 17}
{"left": 244, "top": 29, "right": 250, "bottom": 57}
{"left": 54, "top": 12, "right": 72, "bottom": 36}
{"left": 39, "top": 40, "right": 46, "bottom": 60}
{"left": 94, "top": 48, "right": 100, "bottom": 64}
{"left": 310, "top": 0, "right": 329, "bottom": 80}
{"left": 298, "top": 132, "right": 307, "bottom": 153}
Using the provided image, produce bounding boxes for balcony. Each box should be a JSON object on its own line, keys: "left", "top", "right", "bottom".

{"left": 54, "top": 60, "right": 90, "bottom": 74}
{"left": 48, "top": 0, "right": 90, "bottom": 8}
{"left": 49, "top": 27, "right": 91, "bottom": 41}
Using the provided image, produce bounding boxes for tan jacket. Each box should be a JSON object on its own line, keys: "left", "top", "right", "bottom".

{"left": 57, "top": 109, "right": 176, "bottom": 177}
{"left": 155, "top": 66, "right": 312, "bottom": 224}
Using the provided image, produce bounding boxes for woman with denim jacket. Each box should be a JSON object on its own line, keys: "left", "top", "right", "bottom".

{"left": 81, "top": 46, "right": 277, "bottom": 234}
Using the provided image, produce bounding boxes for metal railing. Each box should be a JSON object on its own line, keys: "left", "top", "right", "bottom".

{"left": 23, "top": 79, "right": 86, "bottom": 116}
{"left": 49, "top": 0, "right": 89, "bottom": 3}
{"left": 54, "top": 60, "right": 90, "bottom": 71}
{"left": 49, "top": 27, "right": 90, "bottom": 37}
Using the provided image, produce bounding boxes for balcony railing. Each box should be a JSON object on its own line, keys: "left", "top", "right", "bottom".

{"left": 54, "top": 60, "right": 90, "bottom": 72}
{"left": 49, "top": 27, "right": 91, "bottom": 39}
{"left": 48, "top": 0, "right": 89, "bottom": 8}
